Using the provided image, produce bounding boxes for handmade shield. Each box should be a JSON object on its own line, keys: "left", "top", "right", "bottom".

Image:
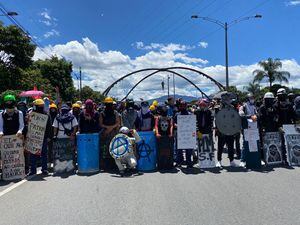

{"left": 263, "top": 132, "right": 282, "bottom": 165}
{"left": 109, "top": 134, "right": 132, "bottom": 159}
{"left": 0, "top": 135, "right": 25, "bottom": 180}
{"left": 283, "top": 125, "right": 300, "bottom": 166}
{"left": 137, "top": 131, "right": 157, "bottom": 171}
{"left": 215, "top": 107, "right": 241, "bottom": 136}
{"left": 53, "top": 138, "right": 75, "bottom": 173}
{"left": 198, "top": 134, "right": 215, "bottom": 168}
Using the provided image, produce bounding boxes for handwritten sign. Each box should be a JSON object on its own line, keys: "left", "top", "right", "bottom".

{"left": 263, "top": 132, "right": 282, "bottom": 165}
{"left": 25, "top": 112, "right": 48, "bottom": 155}
{"left": 0, "top": 135, "right": 25, "bottom": 180}
{"left": 177, "top": 115, "right": 196, "bottom": 149}
{"left": 53, "top": 138, "right": 75, "bottom": 173}
{"left": 198, "top": 134, "right": 215, "bottom": 168}
{"left": 283, "top": 125, "right": 300, "bottom": 166}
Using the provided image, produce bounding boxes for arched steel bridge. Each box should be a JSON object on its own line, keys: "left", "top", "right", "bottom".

{"left": 102, "top": 67, "right": 225, "bottom": 99}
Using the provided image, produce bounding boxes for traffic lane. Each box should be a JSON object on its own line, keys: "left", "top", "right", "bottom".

{"left": 0, "top": 166, "right": 299, "bottom": 225}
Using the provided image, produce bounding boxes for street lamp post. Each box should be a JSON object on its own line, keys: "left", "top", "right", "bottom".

{"left": 191, "top": 14, "right": 262, "bottom": 89}
{"left": 0, "top": 11, "right": 18, "bottom": 16}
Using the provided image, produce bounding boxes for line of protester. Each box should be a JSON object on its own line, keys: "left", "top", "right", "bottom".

{"left": 0, "top": 87, "right": 299, "bottom": 178}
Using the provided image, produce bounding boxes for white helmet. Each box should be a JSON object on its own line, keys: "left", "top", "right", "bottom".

{"left": 277, "top": 88, "right": 286, "bottom": 96}
{"left": 119, "top": 126, "right": 130, "bottom": 134}
{"left": 264, "top": 92, "right": 274, "bottom": 99}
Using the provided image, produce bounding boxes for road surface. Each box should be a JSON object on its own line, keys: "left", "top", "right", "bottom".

{"left": 0, "top": 162, "right": 299, "bottom": 225}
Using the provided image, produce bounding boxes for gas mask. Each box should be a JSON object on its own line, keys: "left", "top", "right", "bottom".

{"left": 264, "top": 98, "right": 274, "bottom": 108}
{"left": 35, "top": 106, "right": 44, "bottom": 113}
{"left": 278, "top": 94, "right": 287, "bottom": 102}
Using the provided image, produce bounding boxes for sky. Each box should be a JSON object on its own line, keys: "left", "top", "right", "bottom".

{"left": 1, "top": 0, "right": 300, "bottom": 99}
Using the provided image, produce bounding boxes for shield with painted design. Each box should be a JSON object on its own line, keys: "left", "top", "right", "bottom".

{"left": 215, "top": 106, "right": 241, "bottom": 136}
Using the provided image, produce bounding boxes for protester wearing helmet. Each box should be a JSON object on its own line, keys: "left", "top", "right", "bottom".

{"left": 28, "top": 99, "right": 52, "bottom": 175}
{"left": 239, "top": 93, "right": 259, "bottom": 167}
{"left": 273, "top": 88, "right": 296, "bottom": 164}
{"left": 136, "top": 101, "right": 155, "bottom": 131}
{"left": 99, "top": 97, "right": 121, "bottom": 170}
{"left": 49, "top": 103, "right": 58, "bottom": 123}
{"left": 121, "top": 99, "right": 138, "bottom": 130}
{"left": 110, "top": 127, "right": 141, "bottom": 176}
{"left": 155, "top": 105, "right": 174, "bottom": 170}
{"left": 71, "top": 103, "right": 81, "bottom": 121}
{"left": 0, "top": 95, "right": 24, "bottom": 139}
{"left": 78, "top": 99, "right": 100, "bottom": 134}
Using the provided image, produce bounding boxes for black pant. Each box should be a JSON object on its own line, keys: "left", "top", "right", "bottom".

{"left": 217, "top": 134, "right": 234, "bottom": 162}
{"left": 234, "top": 133, "right": 241, "bottom": 158}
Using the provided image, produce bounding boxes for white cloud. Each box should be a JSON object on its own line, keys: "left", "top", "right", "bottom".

{"left": 286, "top": 1, "right": 300, "bottom": 6}
{"left": 33, "top": 38, "right": 300, "bottom": 100}
{"left": 198, "top": 41, "right": 208, "bottom": 48}
{"left": 134, "top": 41, "right": 195, "bottom": 52}
{"left": 43, "top": 29, "right": 60, "bottom": 38}
{"left": 39, "top": 9, "right": 58, "bottom": 27}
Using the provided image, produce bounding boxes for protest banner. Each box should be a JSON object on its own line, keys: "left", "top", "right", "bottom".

{"left": 53, "top": 138, "right": 75, "bottom": 173}
{"left": 263, "top": 132, "right": 282, "bottom": 165}
{"left": 283, "top": 125, "right": 300, "bottom": 166}
{"left": 177, "top": 115, "right": 197, "bottom": 150}
{"left": 198, "top": 134, "right": 215, "bottom": 168}
{"left": 0, "top": 135, "right": 25, "bottom": 180}
{"left": 25, "top": 112, "right": 48, "bottom": 155}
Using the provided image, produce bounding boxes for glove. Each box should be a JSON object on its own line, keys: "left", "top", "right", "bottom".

{"left": 16, "top": 131, "right": 23, "bottom": 138}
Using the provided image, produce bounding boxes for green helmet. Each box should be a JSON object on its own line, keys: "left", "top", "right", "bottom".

{"left": 4, "top": 94, "right": 16, "bottom": 103}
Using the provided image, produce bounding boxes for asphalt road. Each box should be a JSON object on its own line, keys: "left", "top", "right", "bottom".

{"left": 0, "top": 161, "right": 299, "bottom": 225}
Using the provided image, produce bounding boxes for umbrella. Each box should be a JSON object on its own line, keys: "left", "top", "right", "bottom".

{"left": 19, "top": 86, "right": 44, "bottom": 98}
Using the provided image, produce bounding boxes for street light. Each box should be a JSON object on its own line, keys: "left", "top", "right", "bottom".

{"left": 191, "top": 14, "right": 262, "bottom": 89}
{"left": 0, "top": 11, "right": 18, "bottom": 16}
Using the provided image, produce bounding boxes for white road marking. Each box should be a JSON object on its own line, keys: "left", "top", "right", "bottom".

{"left": 0, "top": 170, "right": 41, "bottom": 198}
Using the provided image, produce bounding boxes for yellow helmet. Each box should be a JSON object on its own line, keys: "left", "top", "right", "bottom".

{"left": 103, "top": 97, "right": 114, "bottom": 104}
{"left": 50, "top": 103, "right": 57, "bottom": 109}
{"left": 33, "top": 99, "right": 44, "bottom": 106}
{"left": 152, "top": 100, "right": 158, "bottom": 107}
{"left": 149, "top": 105, "right": 156, "bottom": 111}
{"left": 72, "top": 103, "right": 81, "bottom": 109}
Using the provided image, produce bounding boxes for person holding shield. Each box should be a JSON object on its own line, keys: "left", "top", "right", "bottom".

{"left": 110, "top": 127, "right": 141, "bottom": 176}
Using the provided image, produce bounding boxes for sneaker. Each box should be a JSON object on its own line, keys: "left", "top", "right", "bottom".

{"left": 27, "top": 172, "right": 36, "bottom": 176}
{"left": 230, "top": 160, "right": 239, "bottom": 167}
{"left": 239, "top": 161, "right": 246, "bottom": 168}
{"left": 187, "top": 164, "right": 194, "bottom": 169}
{"left": 261, "top": 160, "right": 266, "bottom": 166}
{"left": 120, "top": 170, "right": 125, "bottom": 177}
{"left": 42, "top": 170, "right": 49, "bottom": 176}
{"left": 216, "top": 161, "right": 222, "bottom": 168}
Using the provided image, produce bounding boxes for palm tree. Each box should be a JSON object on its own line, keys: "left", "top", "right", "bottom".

{"left": 244, "top": 81, "right": 260, "bottom": 96}
{"left": 253, "top": 58, "right": 290, "bottom": 88}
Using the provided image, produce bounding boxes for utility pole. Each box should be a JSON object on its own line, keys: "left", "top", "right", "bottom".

{"left": 225, "top": 22, "right": 229, "bottom": 89}
{"left": 173, "top": 73, "right": 175, "bottom": 100}
{"left": 167, "top": 75, "right": 170, "bottom": 98}
{"left": 79, "top": 67, "right": 82, "bottom": 100}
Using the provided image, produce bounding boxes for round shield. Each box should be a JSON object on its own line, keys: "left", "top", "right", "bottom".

{"left": 109, "top": 134, "right": 132, "bottom": 159}
{"left": 215, "top": 107, "right": 241, "bottom": 136}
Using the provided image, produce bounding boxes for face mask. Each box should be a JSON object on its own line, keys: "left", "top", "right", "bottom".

{"left": 278, "top": 95, "right": 286, "bottom": 102}
{"left": 5, "top": 103, "right": 15, "bottom": 109}
{"left": 35, "top": 106, "right": 44, "bottom": 113}
{"left": 141, "top": 106, "right": 149, "bottom": 114}
{"left": 105, "top": 104, "right": 113, "bottom": 111}
{"left": 250, "top": 99, "right": 255, "bottom": 104}
{"left": 264, "top": 99, "right": 274, "bottom": 107}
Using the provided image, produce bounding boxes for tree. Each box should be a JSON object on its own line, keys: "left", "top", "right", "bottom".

{"left": 244, "top": 81, "right": 260, "bottom": 97}
{"left": 0, "top": 22, "right": 36, "bottom": 92}
{"left": 253, "top": 58, "right": 290, "bottom": 88}
{"left": 33, "top": 57, "right": 75, "bottom": 101}
{"left": 76, "top": 86, "right": 105, "bottom": 103}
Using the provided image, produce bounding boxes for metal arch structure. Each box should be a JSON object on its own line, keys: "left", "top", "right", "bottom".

{"left": 121, "top": 69, "right": 210, "bottom": 101}
{"left": 102, "top": 67, "right": 225, "bottom": 96}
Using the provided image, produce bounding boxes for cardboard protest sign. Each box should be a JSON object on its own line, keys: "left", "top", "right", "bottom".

{"left": 25, "top": 112, "right": 48, "bottom": 155}
{"left": 53, "top": 138, "right": 75, "bottom": 173}
{"left": 283, "top": 125, "right": 300, "bottom": 166}
{"left": 198, "top": 134, "right": 215, "bottom": 168}
{"left": 263, "top": 132, "right": 282, "bottom": 165}
{"left": 177, "top": 115, "right": 196, "bottom": 149}
{"left": 0, "top": 135, "right": 25, "bottom": 180}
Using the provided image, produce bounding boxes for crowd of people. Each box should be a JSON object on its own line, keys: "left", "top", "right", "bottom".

{"left": 0, "top": 86, "right": 299, "bottom": 178}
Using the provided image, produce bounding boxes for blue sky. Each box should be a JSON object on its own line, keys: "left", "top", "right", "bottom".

{"left": 1, "top": 0, "right": 300, "bottom": 99}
